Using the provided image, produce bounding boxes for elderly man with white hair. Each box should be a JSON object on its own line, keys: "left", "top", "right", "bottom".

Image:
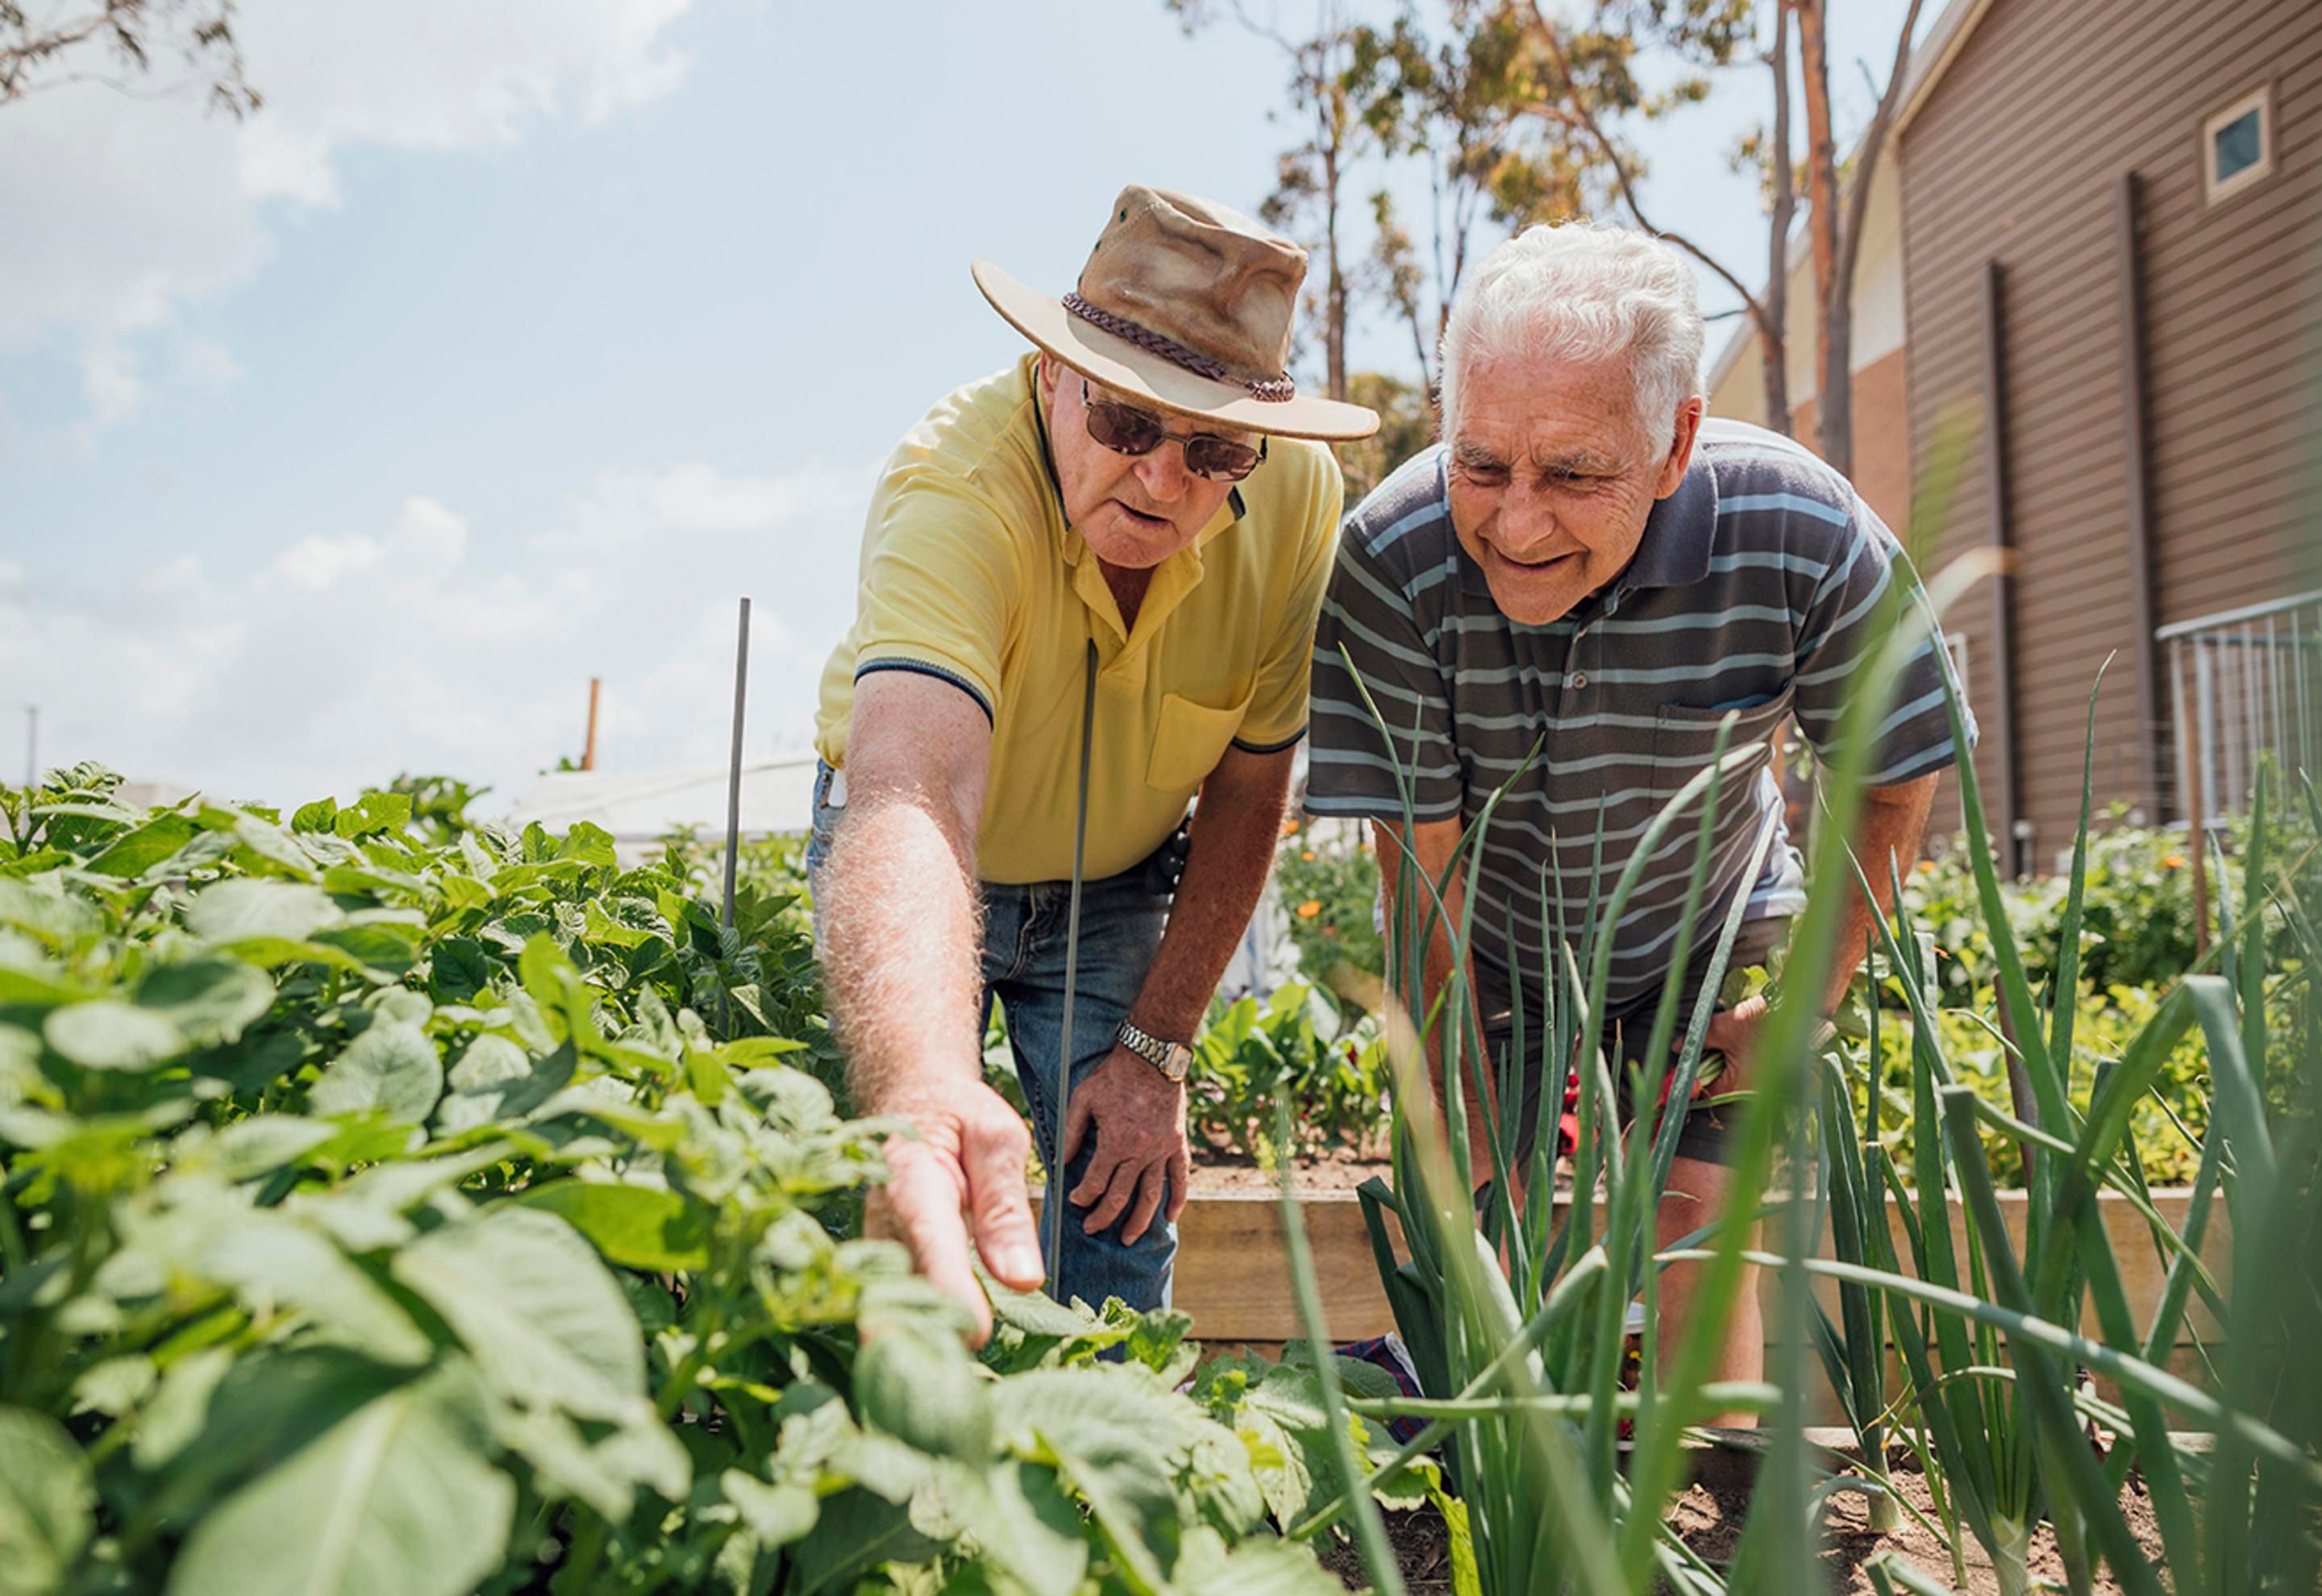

{"left": 1306, "top": 222, "right": 1970, "bottom": 1409}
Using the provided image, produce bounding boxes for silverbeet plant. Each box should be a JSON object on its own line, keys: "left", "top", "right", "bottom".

{"left": 0, "top": 764, "right": 1371, "bottom": 1596}
{"left": 1290, "top": 447, "right": 2320, "bottom": 1590}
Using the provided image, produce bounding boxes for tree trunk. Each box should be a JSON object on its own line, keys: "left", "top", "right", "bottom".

{"left": 1322, "top": 89, "right": 1348, "bottom": 404}
{"left": 1824, "top": 0, "right": 1932, "bottom": 484}
{"left": 1795, "top": 0, "right": 1847, "bottom": 476}
{"left": 1760, "top": 5, "right": 1796, "bottom": 436}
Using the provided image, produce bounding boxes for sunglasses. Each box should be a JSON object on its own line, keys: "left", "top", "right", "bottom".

{"left": 1080, "top": 380, "right": 1267, "bottom": 483}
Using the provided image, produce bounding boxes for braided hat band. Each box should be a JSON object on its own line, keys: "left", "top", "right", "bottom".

{"left": 1063, "top": 292, "right": 1296, "bottom": 404}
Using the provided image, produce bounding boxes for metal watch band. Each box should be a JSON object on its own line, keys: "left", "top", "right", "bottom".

{"left": 1116, "top": 1020, "right": 1191, "bottom": 1083}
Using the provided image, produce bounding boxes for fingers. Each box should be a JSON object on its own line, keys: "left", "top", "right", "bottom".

{"left": 1121, "top": 1162, "right": 1167, "bottom": 1245}
{"left": 876, "top": 1137, "right": 992, "bottom": 1345}
{"left": 1078, "top": 1153, "right": 1141, "bottom": 1234}
{"left": 959, "top": 1108, "right": 1044, "bottom": 1291}
{"left": 1067, "top": 1131, "right": 1123, "bottom": 1208}
{"left": 1164, "top": 1139, "right": 1191, "bottom": 1224}
{"left": 1060, "top": 1089, "right": 1092, "bottom": 1170}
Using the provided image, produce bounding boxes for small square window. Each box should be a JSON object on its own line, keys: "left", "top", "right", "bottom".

{"left": 2203, "top": 86, "right": 2274, "bottom": 206}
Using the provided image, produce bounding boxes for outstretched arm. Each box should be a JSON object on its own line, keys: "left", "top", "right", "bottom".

{"left": 819, "top": 672, "right": 1041, "bottom": 1343}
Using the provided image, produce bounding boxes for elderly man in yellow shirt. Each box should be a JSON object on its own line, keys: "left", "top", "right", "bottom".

{"left": 807, "top": 186, "right": 1377, "bottom": 1337}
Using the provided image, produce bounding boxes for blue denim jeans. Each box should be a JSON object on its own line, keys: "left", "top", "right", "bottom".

{"left": 805, "top": 763, "right": 1178, "bottom": 1313}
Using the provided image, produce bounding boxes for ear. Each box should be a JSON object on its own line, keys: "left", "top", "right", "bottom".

{"left": 1036, "top": 354, "right": 1060, "bottom": 404}
{"left": 1654, "top": 397, "right": 1706, "bottom": 500}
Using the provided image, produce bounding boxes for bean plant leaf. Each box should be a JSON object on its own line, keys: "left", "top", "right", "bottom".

{"left": 389, "top": 1207, "right": 646, "bottom": 1418}
{"left": 722, "top": 1467, "right": 821, "bottom": 1549}
{"left": 0, "top": 879, "right": 104, "bottom": 953}
{"left": 44, "top": 1000, "right": 192, "bottom": 1071}
{"left": 331, "top": 791, "right": 413, "bottom": 840}
{"left": 85, "top": 812, "right": 198, "bottom": 878}
{"left": 0, "top": 1407, "right": 96, "bottom": 1596}
{"left": 214, "top": 1115, "right": 337, "bottom": 1180}
{"left": 185, "top": 880, "right": 343, "bottom": 946}
{"left": 198, "top": 1210, "right": 436, "bottom": 1366}
{"left": 855, "top": 1329, "right": 992, "bottom": 1461}
{"left": 510, "top": 1180, "right": 709, "bottom": 1273}
{"left": 788, "top": 1486, "right": 945, "bottom": 1596}
{"left": 136, "top": 957, "right": 275, "bottom": 1048}
{"left": 310, "top": 1023, "right": 443, "bottom": 1124}
{"left": 427, "top": 937, "right": 492, "bottom": 1004}
{"left": 169, "top": 1357, "right": 514, "bottom": 1596}
{"left": 133, "top": 1346, "right": 236, "bottom": 1471}
{"left": 1171, "top": 1524, "right": 1351, "bottom": 1595}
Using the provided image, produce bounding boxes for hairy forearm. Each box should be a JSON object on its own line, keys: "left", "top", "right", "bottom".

{"left": 821, "top": 791, "right": 985, "bottom": 1112}
{"left": 1816, "top": 775, "right": 1937, "bottom": 1016}
{"left": 1127, "top": 750, "right": 1295, "bottom": 1042}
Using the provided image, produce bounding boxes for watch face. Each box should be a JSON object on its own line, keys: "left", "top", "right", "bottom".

{"left": 1163, "top": 1045, "right": 1192, "bottom": 1082}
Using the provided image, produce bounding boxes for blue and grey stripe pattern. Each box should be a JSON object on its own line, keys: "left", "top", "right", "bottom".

{"left": 1307, "top": 418, "right": 1973, "bottom": 1012}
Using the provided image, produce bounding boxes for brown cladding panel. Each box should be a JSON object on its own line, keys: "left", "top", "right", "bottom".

{"left": 1902, "top": 0, "right": 2320, "bottom": 853}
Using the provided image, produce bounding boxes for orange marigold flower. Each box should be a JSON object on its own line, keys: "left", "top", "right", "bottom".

{"left": 1280, "top": 817, "right": 1301, "bottom": 837}
{"left": 1296, "top": 900, "right": 1324, "bottom": 919}
{"left": 1301, "top": 850, "right": 1317, "bottom": 862}
{"left": 2160, "top": 853, "right": 2187, "bottom": 870}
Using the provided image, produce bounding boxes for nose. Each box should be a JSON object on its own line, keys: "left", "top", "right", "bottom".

{"left": 1131, "top": 443, "right": 1195, "bottom": 503}
{"left": 1493, "top": 480, "right": 1561, "bottom": 557}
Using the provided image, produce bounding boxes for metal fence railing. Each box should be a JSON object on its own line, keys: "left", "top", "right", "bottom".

{"left": 2160, "top": 588, "right": 2322, "bottom": 829}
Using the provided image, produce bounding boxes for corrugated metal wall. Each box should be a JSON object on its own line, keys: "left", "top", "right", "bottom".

{"left": 1900, "top": 0, "right": 2318, "bottom": 862}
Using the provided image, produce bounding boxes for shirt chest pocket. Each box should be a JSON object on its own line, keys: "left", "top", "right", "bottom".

{"left": 1146, "top": 689, "right": 1252, "bottom": 792}
{"left": 1652, "top": 694, "right": 1793, "bottom": 778}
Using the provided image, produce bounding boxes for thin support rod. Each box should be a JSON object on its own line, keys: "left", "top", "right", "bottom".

{"left": 1046, "top": 639, "right": 1100, "bottom": 1298}
{"left": 2112, "top": 172, "right": 2164, "bottom": 817}
{"left": 1976, "top": 260, "right": 2024, "bottom": 864}
{"left": 722, "top": 599, "right": 751, "bottom": 934}
{"left": 583, "top": 677, "right": 602, "bottom": 772}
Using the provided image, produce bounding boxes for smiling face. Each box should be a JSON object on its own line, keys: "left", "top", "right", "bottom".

{"left": 1445, "top": 353, "right": 1703, "bottom": 624}
{"left": 1037, "top": 357, "right": 1249, "bottom": 570}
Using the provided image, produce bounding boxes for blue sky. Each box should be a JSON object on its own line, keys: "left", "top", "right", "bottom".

{"left": 1, "top": 0, "right": 1923, "bottom": 811}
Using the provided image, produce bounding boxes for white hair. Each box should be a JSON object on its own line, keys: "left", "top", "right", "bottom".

{"left": 1438, "top": 221, "right": 1705, "bottom": 455}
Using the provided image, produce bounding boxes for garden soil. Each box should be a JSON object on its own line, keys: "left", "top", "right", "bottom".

{"left": 1188, "top": 1140, "right": 1391, "bottom": 1195}
{"left": 1317, "top": 1463, "right": 2170, "bottom": 1594}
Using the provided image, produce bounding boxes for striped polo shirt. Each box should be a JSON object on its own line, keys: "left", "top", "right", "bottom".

{"left": 1306, "top": 417, "right": 1971, "bottom": 1013}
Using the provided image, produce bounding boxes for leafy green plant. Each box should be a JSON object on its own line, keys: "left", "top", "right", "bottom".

{"left": 1275, "top": 821, "right": 1384, "bottom": 1011}
{"left": 0, "top": 764, "right": 1375, "bottom": 1595}
{"left": 1187, "top": 983, "right": 1388, "bottom": 1162}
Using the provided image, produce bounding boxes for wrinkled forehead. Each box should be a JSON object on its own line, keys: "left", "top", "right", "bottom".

{"left": 1450, "top": 355, "right": 1650, "bottom": 463}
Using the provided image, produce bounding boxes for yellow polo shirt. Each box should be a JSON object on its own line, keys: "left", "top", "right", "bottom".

{"left": 813, "top": 354, "right": 1342, "bottom": 885}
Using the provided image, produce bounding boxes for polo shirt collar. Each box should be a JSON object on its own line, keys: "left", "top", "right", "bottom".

{"left": 1623, "top": 452, "right": 1719, "bottom": 588}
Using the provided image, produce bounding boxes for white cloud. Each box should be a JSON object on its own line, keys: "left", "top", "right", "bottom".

{"left": 539, "top": 460, "right": 872, "bottom": 553}
{"left": 4, "top": 462, "right": 868, "bottom": 813}
{"left": 0, "top": 0, "right": 697, "bottom": 426}
{"left": 269, "top": 532, "right": 385, "bottom": 592}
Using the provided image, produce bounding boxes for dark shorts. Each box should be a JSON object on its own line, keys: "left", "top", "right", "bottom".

{"left": 1480, "top": 916, "right": 1791, "bottom": 1170}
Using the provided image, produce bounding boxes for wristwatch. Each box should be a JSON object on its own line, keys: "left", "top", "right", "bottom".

{"left": 1116, "top": 1020, "right": 1193, "bottom": 1083}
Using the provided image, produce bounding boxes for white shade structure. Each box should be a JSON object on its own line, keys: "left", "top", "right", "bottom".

{"left": 503, "top": 754, "right": 820, "bottom": 862}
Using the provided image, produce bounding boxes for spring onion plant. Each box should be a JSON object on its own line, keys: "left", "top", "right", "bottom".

{"left": 1278, "top": 416, "right": 2320, "bottom": 1594}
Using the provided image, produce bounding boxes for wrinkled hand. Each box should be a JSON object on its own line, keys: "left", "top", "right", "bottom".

{"left": 1063, "top": 1045, "right": 1191, "bottom": 1245}
{"left": 863, "top": 1081, "right": 1045, "bottom": 1346}
{"left": 1699, "top": 994, "right": 1769, "bottom": 1099}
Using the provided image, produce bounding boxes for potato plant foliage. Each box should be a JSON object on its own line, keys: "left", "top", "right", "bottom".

{"left": 0, "top": 765, "right": 1391, "bottom": 1596}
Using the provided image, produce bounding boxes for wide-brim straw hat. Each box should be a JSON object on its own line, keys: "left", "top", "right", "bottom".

{"left": 974, "top": 185, "right": 1379, "bottom": 443}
